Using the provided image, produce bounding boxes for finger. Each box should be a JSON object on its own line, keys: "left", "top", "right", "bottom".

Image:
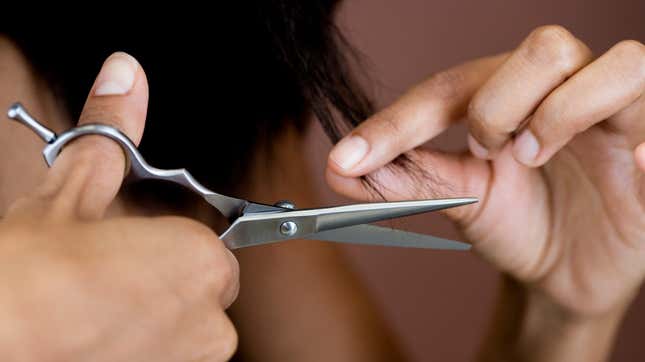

{"left": 327, "top": 54, "right": 506, "bottom": 177}
{"left": 171, "top": 305, "right": 237, "bottom": 361}
{"left": 467, "top": 25, "right": 592, "bottom": 158}
{"left": 326, "top": 148, "right": 492, "bottom": 224}
{"left": 219, "top": 249, "right": 240, "bottom": 309}
{"left": 635, "top": 143, "right": 645, "bottom": 172}
{"left": 201, "top": 311, "right": 238, "bottom": 362}
{"left": 40, "top": 52, "right": 149, "bottom": 219}
{"left": 513, "top": 40, "right": 645, "bottom": 167}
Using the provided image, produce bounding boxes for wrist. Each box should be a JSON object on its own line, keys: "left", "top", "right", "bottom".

{"left": 516, "top": 282, "right": 628, "bottom": 362}
{"left": 478, "top": 275, "right": 629, "bottom": 362}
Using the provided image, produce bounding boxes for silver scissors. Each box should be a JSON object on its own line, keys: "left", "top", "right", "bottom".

{"left": 8, "top": 102, "right": 476, "bottom": 250}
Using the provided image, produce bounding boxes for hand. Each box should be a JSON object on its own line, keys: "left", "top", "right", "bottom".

{"left": 326, "top": 25, "right": 644, "bottom": 357}
{"left": 0, "top": 53, "right": 238, "bottom": 361}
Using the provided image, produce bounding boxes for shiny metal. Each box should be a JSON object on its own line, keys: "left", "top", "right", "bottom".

{"left": 50, "top": 124, "right": 249, "bottom": 219}
{"left": 279, "top": 221, "right": 298, "bottom": 236}
{"left": 7, "top": 103, "right": 57, "bottom": 143}
{"left": 274, "top": 200, "right": 296, "bottom": 209}
{"left": 8, "top": 102, "right": 477, "bottom": 251}
{"left": 308, "top": 224, "right": 471, "bottom": 250}
{"left": 219, "top": 198, "right": 476, "bottom": 248}
{"left": 7, "top": 103, "right": 248, "bottom": 219}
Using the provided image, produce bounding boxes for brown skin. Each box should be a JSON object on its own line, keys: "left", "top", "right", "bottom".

{"left": 0, "top": 46, "right": 239, "bottom": 361}
{"left": 327, "top": 26, "right": 645, "bottom": 361}
{"left": 0, "top": 38, "right": 401, "bottom": 361}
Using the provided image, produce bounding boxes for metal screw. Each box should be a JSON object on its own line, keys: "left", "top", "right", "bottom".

{"left": 274, "top": 200, "right": 296, "bottom": 209}
{"left": 279, "top": 221, "right": 298, "bottom": 237}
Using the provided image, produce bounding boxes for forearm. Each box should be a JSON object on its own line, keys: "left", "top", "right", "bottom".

{"left": 478, "top": 276, "right": 626, "bottom": 362}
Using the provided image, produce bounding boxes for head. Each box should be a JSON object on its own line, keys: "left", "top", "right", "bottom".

{"left": 1, "top": 2, "right": 373, "bottom": 218}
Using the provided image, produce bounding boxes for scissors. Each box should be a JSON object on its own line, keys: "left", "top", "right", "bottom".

{"left": 8, "top": 102, "right": 476, "bottom": 250}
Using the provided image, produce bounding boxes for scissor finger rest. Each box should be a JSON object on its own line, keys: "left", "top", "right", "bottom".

{"left": 7, "top": 102, "right": 250, "bottom": 219}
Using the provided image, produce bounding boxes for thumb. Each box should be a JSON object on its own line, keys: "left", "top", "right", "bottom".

{"left": 40, "top": 52, "right": 148, "bottom": 219}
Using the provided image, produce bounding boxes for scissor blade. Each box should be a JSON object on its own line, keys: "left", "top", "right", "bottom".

{"left": 315, "top": 198, "right": 477, "bottom": 232}
{"left": 306, "top": 224, "right": 471, "bottom": 250}
{"left": 220, "top": 198, "right": 477, "bottom": 249}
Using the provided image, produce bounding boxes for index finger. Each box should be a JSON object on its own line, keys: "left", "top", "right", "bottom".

{"left": 327, "top": 54, "right": 506, "bottom": 177}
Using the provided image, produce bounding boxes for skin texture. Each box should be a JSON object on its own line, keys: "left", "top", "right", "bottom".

{"left": 327, "top": 25, "right": 645, "bottom": 361}
{"left": 0, "top": 47, "right": 239, "bottom": 361}
{"left": 0, "top": 38, "right": 402, "bottom": 361}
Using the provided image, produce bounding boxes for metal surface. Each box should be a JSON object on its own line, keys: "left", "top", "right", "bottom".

{"left": 8, "top": 103, "right": 57, "bottom": 142}
{"left": 280, "top": 221, "right": 298, "bottom": 236}
{"left": 274, "top": 200, "right": 296, "bottom": 209}
{"left": 219, "top": 198, "right": 476, "bottom": 248}
{"left": 307, "top": 224, "right": 471, "bottom": 250}
{"left": 7, "top": 102, "right": 477, "bottom": 251}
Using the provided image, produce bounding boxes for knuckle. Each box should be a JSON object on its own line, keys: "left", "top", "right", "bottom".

{"left": 425, "top": 69, "right": 465, "bottom": 101}
{"left": 157, "top": 216, "right": 218, "bottom": 261}
{"left": 610, "top": 40, "right": 645, "bottom": 85}
{"left": 211, "top": 318, "right": 238, "bottom": 361}
{"left": 212, "top": 251, "right": 239, "bottom": 300}
{"left": 467, "top": 97, "right": 501, "bottom": 133}
{"left": 165, "top": 216, "right": 218, "bottom": 246}
{"left": 167, "top": 217, "right": 237, "bottom": 294}
{"left": 525, "top": 25, "right": 583, "bottom": 69}
{"left": 219, "top": 326, "right": 238, "bottom": 361}
{"left": 175, "top": 216, "right": 216, "bottom": 238}
{"left": 467, "top": 97, "right": 486, "bottom": 124}
{"left": 364, "top": 110, "right": 407, "bottom": 149}
{"left": 373, "top": 109, "right": 403, "bottom": 136}
{"left": 535, "top": 94, "right": 565, "bottom": 131}
{"left": 612, "top": 39, "right": 645, "bottom": 59}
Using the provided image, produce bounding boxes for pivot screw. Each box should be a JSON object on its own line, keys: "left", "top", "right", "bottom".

{"left": 279, "top": 221, "right": 298, "bottom": 237}
{"left": 274, "top": 200, "right": 296, "bottom": 209}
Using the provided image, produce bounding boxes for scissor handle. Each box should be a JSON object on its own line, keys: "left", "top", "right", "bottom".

{"left": 8, "top": 103, "right": 212, "bottom": 195}
{"left": 8, "top": 102, "right": 250, "bottom": 219}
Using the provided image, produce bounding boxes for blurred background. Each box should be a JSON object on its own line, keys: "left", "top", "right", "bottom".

{"left": 305, "top": 0, "right": 645, "bottom": 360}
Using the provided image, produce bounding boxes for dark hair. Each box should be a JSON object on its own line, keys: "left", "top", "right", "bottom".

{"left": 3, "top": 2, "right": 372, "bottom": 204}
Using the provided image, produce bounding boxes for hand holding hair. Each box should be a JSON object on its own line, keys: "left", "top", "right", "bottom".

{"left": 327, "top": 26, "right": 645, "bottom": 361}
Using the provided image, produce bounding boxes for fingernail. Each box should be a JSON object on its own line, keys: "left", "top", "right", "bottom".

{"left": 94, "top": 52, "right": 138, "bottom": 96}
{"left": 468, "top": 134, "right": 489, "bottom": 159}
{"left": 513, "top": 129, "right": 540, "bottom": 165}
{"left": 330, "top": 135, "right": 369, "bottom": 171}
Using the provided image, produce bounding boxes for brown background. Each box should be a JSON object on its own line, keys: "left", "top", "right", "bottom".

{"left": 306, "top": 0, "right": 645, "bottom": 360}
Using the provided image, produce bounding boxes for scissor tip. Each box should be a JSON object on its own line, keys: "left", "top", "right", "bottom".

{"left": 451, "top": 197, "right": 478, "bottom": 206}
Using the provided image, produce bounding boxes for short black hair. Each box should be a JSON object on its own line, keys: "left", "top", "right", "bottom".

{"left": 3, "top": 2, "right": 372, "bottom": 203}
